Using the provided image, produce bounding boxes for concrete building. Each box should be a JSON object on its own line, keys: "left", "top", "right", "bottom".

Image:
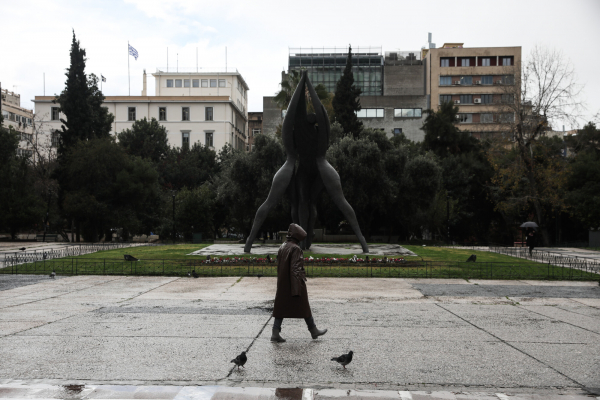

{"left": 247, "top": 112, "right": 263, "bottom": 151}
{"left": 423, "top": 43, "right": 521, "bottom": 140}
{"left": 1, "top": 87, "right": 34, "bottom": 157}
{"left": 33, "top": 70, "right": 249, "bottom": 151}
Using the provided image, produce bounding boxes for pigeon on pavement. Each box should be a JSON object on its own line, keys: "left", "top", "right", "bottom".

{"left": 466, "top": 254, "right": 477, "bottom": 262}
{"left": 331, "top": 351, "right": 353, "bottom": 369}
{"left": 256, "top": 274, "right": 263, "bottom": 279}
{"left": 231, "top": 351, "right": 247, "bottom": 370}
{"left": 192, "top": 270, "right": 199, "bottom": 278}
{"left": 187, "top": 271, "right": 191, "bottom": 277}
{"left": 49, "top": 271, "right": 56, "bottom": 279}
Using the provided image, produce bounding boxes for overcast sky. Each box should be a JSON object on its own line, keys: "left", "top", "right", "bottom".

{"left": 2, "top": 0, "right": 599, "bottom": 129}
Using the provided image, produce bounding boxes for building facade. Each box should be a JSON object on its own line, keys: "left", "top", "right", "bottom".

{"left": 423, "top": 43, "right": 521, "bottom": 139}
{"left": 1, "top": 88, "right": 34, "bottom": 157}
{"left": 33, "top": 70, "right": 249, "bottom": 152}
{"left": 247, "top": 112, "right": 263, "bottom": 151}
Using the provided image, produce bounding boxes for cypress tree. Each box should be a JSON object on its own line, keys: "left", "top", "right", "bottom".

{"left": 55, "top": 30, "right": 113, "bottom": 160}
{"left": 332, "top": 45, "right": 363, "bottom": 138}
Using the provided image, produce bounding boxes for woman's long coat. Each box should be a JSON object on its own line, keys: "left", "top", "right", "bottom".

{"left": 272, "top": 239, "right": 312, "bottom": 319}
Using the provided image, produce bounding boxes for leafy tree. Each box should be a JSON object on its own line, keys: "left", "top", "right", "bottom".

{"left": 422, "top": 101, "right": 479, "bottom": 158}
{"left": 174, "top": 185, "right": 218, "bottom": 241}
{"left": 62, "top": 138, "right": 161, "bottom": 241}
{"left": 158, "top": 143, "right": 219, "bottom": 191}
{"left": 0, "top": 116, "right": 44, "bottom": 239}
{"left": 332, "top": 46, "right": 363, "bottom": 138}
{"left": 273, "top": 70, "right": 330, "bottom": 111}
{"left": 565, "top": 123, "right": 600, "bottom": 230}
{"left": 117, "top": 118, "right": 169, "bottom": 163}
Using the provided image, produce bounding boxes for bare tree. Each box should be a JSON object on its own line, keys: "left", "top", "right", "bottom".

{"left": 490, "top": 45, "right": 585, "bottom": 246}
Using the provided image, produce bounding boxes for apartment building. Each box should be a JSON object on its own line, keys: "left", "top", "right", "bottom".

{"left": 423, "top": 43, "right": 521, "bottom": 139}
{"left": 247, "top": 112, "right": 263, "bottom": 151}
{"left": 1, "top": 88, "right": 34, "bottom": 157}
{"left": 34, "top": 70, "right": 249, "bottom": 151}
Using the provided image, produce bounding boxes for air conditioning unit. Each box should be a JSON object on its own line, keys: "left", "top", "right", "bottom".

{"left": 453, "top": 81, "right": 461, "bottom": 85}
{"left": 455, "top": 100, "right": 461, "bottom": 104}
{"left": 474, "top": 98, "right": 482, "bottom": 104}
{"left": 495, "top": 80, "right": 503, "bottom": 84}
{"left": 475, "top": 80, "right": 482, "bottom": 85}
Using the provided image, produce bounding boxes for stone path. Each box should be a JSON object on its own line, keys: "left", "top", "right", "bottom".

{"left": 0, "top": 276, "right": 599, "bottom": 398}
{"left": 189, "top": 244, "right": 416, "bottom": 257}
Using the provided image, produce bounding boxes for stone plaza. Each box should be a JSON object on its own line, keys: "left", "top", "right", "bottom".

{"left": 1, "top": 274, "right": 599, "bottom": 399}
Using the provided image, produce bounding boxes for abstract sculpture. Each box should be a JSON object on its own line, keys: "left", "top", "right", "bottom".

{"left": 244, "top": 71, "right": 369, "bottom": 253}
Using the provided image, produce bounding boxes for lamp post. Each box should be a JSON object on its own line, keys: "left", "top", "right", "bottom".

{"left": 172, "top": 191, "right": 176, "bottom": 243}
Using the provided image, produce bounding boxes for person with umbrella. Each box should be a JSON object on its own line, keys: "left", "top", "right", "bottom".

{"left": 520, "top": 222, "right": 538, "bottom": 256}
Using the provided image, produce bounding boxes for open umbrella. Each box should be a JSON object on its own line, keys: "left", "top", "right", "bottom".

{"left": 520, "top": 222, "right": 539, "bottom": 229}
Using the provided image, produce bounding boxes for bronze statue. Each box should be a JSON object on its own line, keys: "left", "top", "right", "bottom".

{"left": 244, "top": 71, "right": 369, "bottom": 253}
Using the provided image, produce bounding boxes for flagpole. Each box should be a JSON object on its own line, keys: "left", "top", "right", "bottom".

{"left": 128, "top": 41, "right": 130, "bottom": 96}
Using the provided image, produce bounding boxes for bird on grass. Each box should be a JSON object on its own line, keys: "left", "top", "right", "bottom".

{"left": 124, "top": 255, "right": 139, "bottom": 261}
{"left": 19, "top": 247, "right": 26, "bottom": 251}
{"left": 466, "top": 254, "right": 477, "bottom": 262}
{"left": 192, "top": 270, "right": 199, "bottom": 278}
{"left": 231, "top": 351, "right": 247, "bottom": 370}
{"left": 331, "top": 351, "right": 353, "bottom": 369}
{"left": 49, "top": 271, "right": 56, "bottom": 279}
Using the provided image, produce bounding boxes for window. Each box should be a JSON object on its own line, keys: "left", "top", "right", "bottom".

{"left": 218, "top": 79, "right": 226, "bottom": 87}
{"left": 461, "top": 58, "right": 470, "bottom": 67}
{"left": 128, "top": 107, "right": 136, "bottom": 121}
{"left": 192, "top": 79, "right": 199, "bottom": 88}
{"left": 460, "top": 76, "right": 473, "bottom": 85}
{"left": 501, "top": 94, "right": 514, "bottom": 104}
{"left": 182, "top": 107, "right": 190, "bottom": 121}
{"left": 499, "top": 113, "right": 515, "bottom": 123}
{"left": 166, "top": 79, "right": 174, "bottom": 87}
{"left": 440, "top": 76, "right": 452, "bottom": 86}
{"left": 205, "top": 132, "right": 214, "bottom": 147}
{"left": 440, "top": 58, "right": 450, "bottom": 67}
{"left": 210, "top": 79, "right": 217, "bottom": 87}
{"left": 51, "top": 107, "right": 60, "bottom": 121}
{"left": 175, "top": 79, "right": 182, "bottom": 87}
{"left": 481, "top": 94, "right": 493, "bottom": 104}
{"left": 393, "top": 128, "right": 403, "bottom": 135}
{"left": 356, "top": 108, "right": 384, "bottom": 118}
{"left": 252, "top": 128, "right": 261, "bottom": 136}
{"left": 460, "top": 95, "right": 473, "bottom": 104}
{"left": 481, "top": 113, "right": 493, "bottom": 123}
{"left": 51, "top": 131, "right": 59, "bottom": 147}
{"left": 184, "top": 79, "right": 190, "bottom": 88}
{"left": 201, "top": 79, "right": 208, "bottom": 87}
{"left": 502, "top": 75, "right": 515, "bottom": 85}
{"left": 482, "top": 75, "right": 493, "bottom": 85}
{"left": 159, "top": 107, "right": 167, "bottom": 121}
{"left": 481, "top": 58, "right": 490, "bottom": 66}
{"left": 182, "top": 132, "right": 190, "bottom": 148}
{"left": 394, "top": 109, "right": 422, "bottom": 118}
{"left": 457, "top": 114, "right": 473, "bottom": 123}
{"left": 502, "top": 57, "right": 513, "bottom": 66}
{"left": 440, "top": 95, "right": 453, "bottom": 104}
{"left": 205, "top": 107, "right": 213, "bottom": 121}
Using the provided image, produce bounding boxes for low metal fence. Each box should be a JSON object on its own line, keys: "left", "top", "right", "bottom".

{"left": 488, "top": 246, "right": 600, "bottom": 270}
{"left": 2, "top": 258, "right": 598, "bottom": 281}
{"left": 1, "top": 243, "right": 159, "bottom": 269}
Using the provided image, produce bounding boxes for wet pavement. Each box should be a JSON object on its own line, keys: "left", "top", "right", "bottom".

{"left": 0, "top": 276, "right": 599, "bottom": 398}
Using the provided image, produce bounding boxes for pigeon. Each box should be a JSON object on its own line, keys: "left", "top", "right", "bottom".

{"left": 192, "top": 270, "right": 199, "bottom": 278}
{"left": 331, "top": 351, "right": 353, "bottom": 369}
{"left": 124, "top": 255, "right": 138, "bottom": 261}
{"left": 466, "top": 254, "right": 477, "bottom": 262}
{"left": 187, "top": 271, "right": 191, "bottom": 277}
{"left": 19, "top": 247, "right": 26, "bottom": 251}
{"left": 49, "top": 271, "right": 56, "bottom": 279}
{"left": 256, "top": 274, "right": 263, "bottom": 279}
{"left": 266, "top": 255, "right": 271, "bottom": 263}
{"left": 231, "top": 351, "right": 247, "bottom": 370}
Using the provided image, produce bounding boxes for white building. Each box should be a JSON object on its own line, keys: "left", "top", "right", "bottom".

{"left": 33, "top": 70, "right": 249, "bottom": 151}
{"left": 2, "top": 88, "right": 34, "bottom": 157}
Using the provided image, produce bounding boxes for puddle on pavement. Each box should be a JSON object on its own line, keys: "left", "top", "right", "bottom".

{"left": 275, "top": 388, "right": 303, "bottom": 400}
{"left": 62, "top": 384, "right": 85, "bottom": 393}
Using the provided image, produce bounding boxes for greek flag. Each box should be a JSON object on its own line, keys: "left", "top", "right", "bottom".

{"left": 101, "top": 75, "right": 106, "bottom": 82}
{"left": 128, "top": 44, "right": 138, "bottom": 60}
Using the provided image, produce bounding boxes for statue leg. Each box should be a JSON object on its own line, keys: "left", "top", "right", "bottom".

{"left": 316, "top": 158, "right": 369, "bottom": 253}
{"left": 296, "top": 165, "right": 311, "bottom": 249}
{"left": 244, "top": 158, "right": 296, "bottom": 253}
{"left": 306, "top": 176, "right": 324, "bottom": 249}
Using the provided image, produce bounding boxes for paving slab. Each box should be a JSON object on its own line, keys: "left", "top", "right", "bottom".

{"left": 411, "top": 284, "right": 600, "bottom": 298}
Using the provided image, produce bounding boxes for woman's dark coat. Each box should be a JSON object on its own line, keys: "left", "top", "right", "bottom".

{"left": 272, "top": 224, "right": 312, "bottom": 319}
